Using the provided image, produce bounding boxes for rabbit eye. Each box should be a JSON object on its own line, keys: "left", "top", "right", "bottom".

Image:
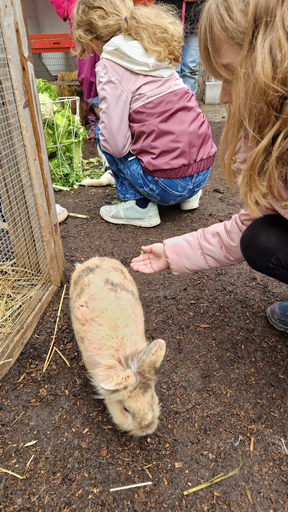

{"left": 123, "top": 406, "right": 131, "bottom": 415}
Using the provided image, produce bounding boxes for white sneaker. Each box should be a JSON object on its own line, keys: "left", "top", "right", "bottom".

{"left": 180, "top": 189, "right": 202, "bottom": 211}
{"left": 100, "top": 200, "right": 161, "bottom": 227}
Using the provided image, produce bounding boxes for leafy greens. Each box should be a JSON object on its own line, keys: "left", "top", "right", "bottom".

{"left": 36, "top": 78, "right": 89, "bottom": 189}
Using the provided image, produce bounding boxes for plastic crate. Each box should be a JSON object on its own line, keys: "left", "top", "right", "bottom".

{"left": 29, "top": 33, "right": 74, "bottom": 53}
{"left": 29, "top": 34, "right": 76, "bottom": 79}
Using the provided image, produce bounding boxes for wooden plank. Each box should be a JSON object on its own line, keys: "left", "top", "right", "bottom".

{"left": 0, "top": 284, "right": 58, "bottom": 380}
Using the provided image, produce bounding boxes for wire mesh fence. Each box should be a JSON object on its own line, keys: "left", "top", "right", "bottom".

{"left": 0, "top": 23, "right": 51, "bottom": 363}
{"left": 32, "top": 52, "right": 77, "bottom": 81}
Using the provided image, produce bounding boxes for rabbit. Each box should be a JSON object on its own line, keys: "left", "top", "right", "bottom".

{"left": 69, "top": 257, "right": 166, "bottom": 437}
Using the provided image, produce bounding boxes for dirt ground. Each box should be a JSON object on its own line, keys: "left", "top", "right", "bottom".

{"left": 1, "top": 106, "right": 288, "bottom": 512}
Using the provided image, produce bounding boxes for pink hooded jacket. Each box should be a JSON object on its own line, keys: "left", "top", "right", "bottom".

{"left": 48, "top": 0, "right": 99, "bottom": 102}
{"left": 97, "top": 35, "right": 217, "bottom": 178}
{"left": 48, "top": 0, "right": 76, "bottom": 30}
{"left": 164, "top": 133, "right": 288, "bottom": 274}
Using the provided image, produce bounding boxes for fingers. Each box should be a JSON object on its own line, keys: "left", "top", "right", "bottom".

{"left": 130, "top": 261, "right": 154, "bottom": 274}
{"left": 131, "top": 253, "right": 149, "bottom": 264}
{"left": 141, "top": 245, "right": 153, "bottom": 253}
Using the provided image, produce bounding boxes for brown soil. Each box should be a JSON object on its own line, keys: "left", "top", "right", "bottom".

{"left": 1, "top": 109, "right": 287, "bottom": 512}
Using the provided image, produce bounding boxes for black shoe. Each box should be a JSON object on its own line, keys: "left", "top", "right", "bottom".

{"left": 267, "top": 301, "right": 288, "bottom": 333}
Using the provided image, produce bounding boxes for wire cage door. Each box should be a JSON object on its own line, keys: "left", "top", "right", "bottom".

{"left": 0, "top": 1, "right": 65, "bottom": 379}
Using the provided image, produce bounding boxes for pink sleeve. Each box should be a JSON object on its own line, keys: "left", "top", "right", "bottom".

{"left": 48, "top": 0, "right": 68, "bottom": 22}
{"left": 163, "top": 209, "right": 255, "bottom": 274}
{"left": 96, "top": 64, "right": 132, "bottom": 157}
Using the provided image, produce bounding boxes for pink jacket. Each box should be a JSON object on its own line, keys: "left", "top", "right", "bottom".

{"left": 164, "top": 134, "right": 288, "bottom": 274}
{"left": 97, "top": 36, "right": 217, "bottom": 178}
{"left": 48, "top": 0, "right": 99, "bottom": 101}
{"left": 48, "top": 0, "right": 77, "bottom": 30}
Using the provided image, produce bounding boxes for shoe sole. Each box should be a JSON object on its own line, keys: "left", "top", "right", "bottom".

{"left": 100, "top": 210, "right": 161, "bottom": 227}
{"left": 180, "top": 190, "right": 202, "bottom": 211}
{"left": 58, "top": 209, "right": 68, "bottom": 224}
{"left": 267, "top": 308, "right": 288, "bottom": 333}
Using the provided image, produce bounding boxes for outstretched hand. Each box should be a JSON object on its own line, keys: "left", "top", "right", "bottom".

{"left": 131, "top": 244, "right": 169, "bottom": 274}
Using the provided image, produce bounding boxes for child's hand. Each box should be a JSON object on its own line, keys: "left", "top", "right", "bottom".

{"left": 131, "top": 244, "right": 169, "bottom": 274}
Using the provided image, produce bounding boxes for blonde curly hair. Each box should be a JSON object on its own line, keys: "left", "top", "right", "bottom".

{"left": 72, "top": 0, "right": 183, "bottom": 68}
{"left": 199, "top": 0, "right": 288, "bottom": 216}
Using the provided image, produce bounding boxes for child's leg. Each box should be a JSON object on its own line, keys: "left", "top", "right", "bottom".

{"left": 96, "top": 127, "right": 211, "bottom": 226}
{"left": 179, "top": 34, "right": 200, "bottom": 96}
{"left": 75, "top": 53, "right": 100, "bottom": 139}
{"left": 240, "top": 214, "right": 288, "bottom": 332}
{"left": 96, "top": 127, "right": 146, "bottom": 201}
{"left": 75, "top": 53, "right": 99, "bottom": 109}
{"left": 240, "top": 214, "right": 288, "bottom": 284}
{"left": 96, "top": 126, "right": 210, "bottom": 205}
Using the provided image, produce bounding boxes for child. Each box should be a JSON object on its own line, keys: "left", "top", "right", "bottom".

{"left": 72, "top": 0, "right": 217, "bottom": 227}
{"left": 155, "top": 0, "right": 205, "bottom": 96}
{"left": 131, "top": 0, "right": 288, "bottom": 332}
{"left": 48, "top": 0, "right": 100, "bottom": 138}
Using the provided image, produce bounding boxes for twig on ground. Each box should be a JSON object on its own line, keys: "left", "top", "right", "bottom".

{"left": 25, "top": 455, "right": 35, "bottom": 472}
{"left": 55, "top": 347, "right": 70, "bottom": 367}
{"left": 0, "top": 467, "right": 25, "bottom": 479}
{"left": 43, "top": 285, "right": 66, "bottom": 372}
{"left": 110, "top": 481, "right": 152, "bottom": 492}
{"left": 277, "top": 436, "right": 288, "bottom": 455}
{"left": 250, "top": 436, "right": 254, "bottom": 457}
{"left": 10, "top": 411, "right": 24, "bottom": 426}
{"left": 68, "top": 213, "right": 89, "bottom": 219}
{"left": 183, "top": 454, "right": 242, "bottom": 496}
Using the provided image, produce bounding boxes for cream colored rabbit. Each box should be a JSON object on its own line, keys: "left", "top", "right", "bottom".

{"left": 69, "top": 257, "right": 166, "bottom": 437}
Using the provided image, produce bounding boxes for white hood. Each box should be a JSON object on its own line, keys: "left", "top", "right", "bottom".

{"left": 101, "top": 35, "right": 175, "bottom": 78}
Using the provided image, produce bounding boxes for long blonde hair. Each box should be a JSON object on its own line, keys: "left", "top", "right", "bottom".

{"left": 72, "top": 0, "right": 183, "bottom": 67}
{"left": 199, "top": 0, "right": 288, "bottom": 215}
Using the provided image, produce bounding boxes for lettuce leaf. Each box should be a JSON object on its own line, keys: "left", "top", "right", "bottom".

{"left": 37, "top": 79, "right": 88, "bottom": 188}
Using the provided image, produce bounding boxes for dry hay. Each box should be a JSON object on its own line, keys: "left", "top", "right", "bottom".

{"left": 55, "top": 72, "right": 88, "bottom": 125}
{"left": 0, "top": 260, "right": 46, "bottom": 344}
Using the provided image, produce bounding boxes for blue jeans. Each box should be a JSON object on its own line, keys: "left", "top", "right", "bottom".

{"left": 176, "top": 34, "right": 200, "bottom": 95}
{"left": 96, "top": 126, "right": 210, "bottom": 206}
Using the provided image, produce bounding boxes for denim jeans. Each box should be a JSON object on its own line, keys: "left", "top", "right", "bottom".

{"left": 96, "top": 126, "right": 210, "bottom": 206}
{"left": 176, "top": 34, "right": 200, "bottom": 96}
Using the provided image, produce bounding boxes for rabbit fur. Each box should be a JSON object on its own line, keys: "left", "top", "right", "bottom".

{"left": 69, "top": 257, "right": 166, "bottom": 437}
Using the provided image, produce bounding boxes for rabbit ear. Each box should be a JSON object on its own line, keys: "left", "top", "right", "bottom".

{"left": 140, "top": 339, "right": 166, "bottom": 373}
{"left": 99, "top": 369, "right": 137, "bottom": 390}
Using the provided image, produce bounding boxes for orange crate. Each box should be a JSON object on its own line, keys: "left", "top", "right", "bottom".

{"left": 29, "top": 34, "right": 74, "bottom": 53}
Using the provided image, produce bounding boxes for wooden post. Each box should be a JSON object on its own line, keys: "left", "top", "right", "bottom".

{"left": 196, "top": 64, "right": 208, "bottom": 103}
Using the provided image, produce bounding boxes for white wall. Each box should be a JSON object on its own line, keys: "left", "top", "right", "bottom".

{"left": 23, "top": 0, "right": 70, "bottom": 35}
{"left": 23, "top": 0, "right": 40, "bottom": 33}
{"left": 23, "top": 0, "right": 75, "bottom": 77}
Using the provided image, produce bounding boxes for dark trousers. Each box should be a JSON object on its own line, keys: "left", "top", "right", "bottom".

{"left": 240, "top": 214, "right": 288, "bottom": 285}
